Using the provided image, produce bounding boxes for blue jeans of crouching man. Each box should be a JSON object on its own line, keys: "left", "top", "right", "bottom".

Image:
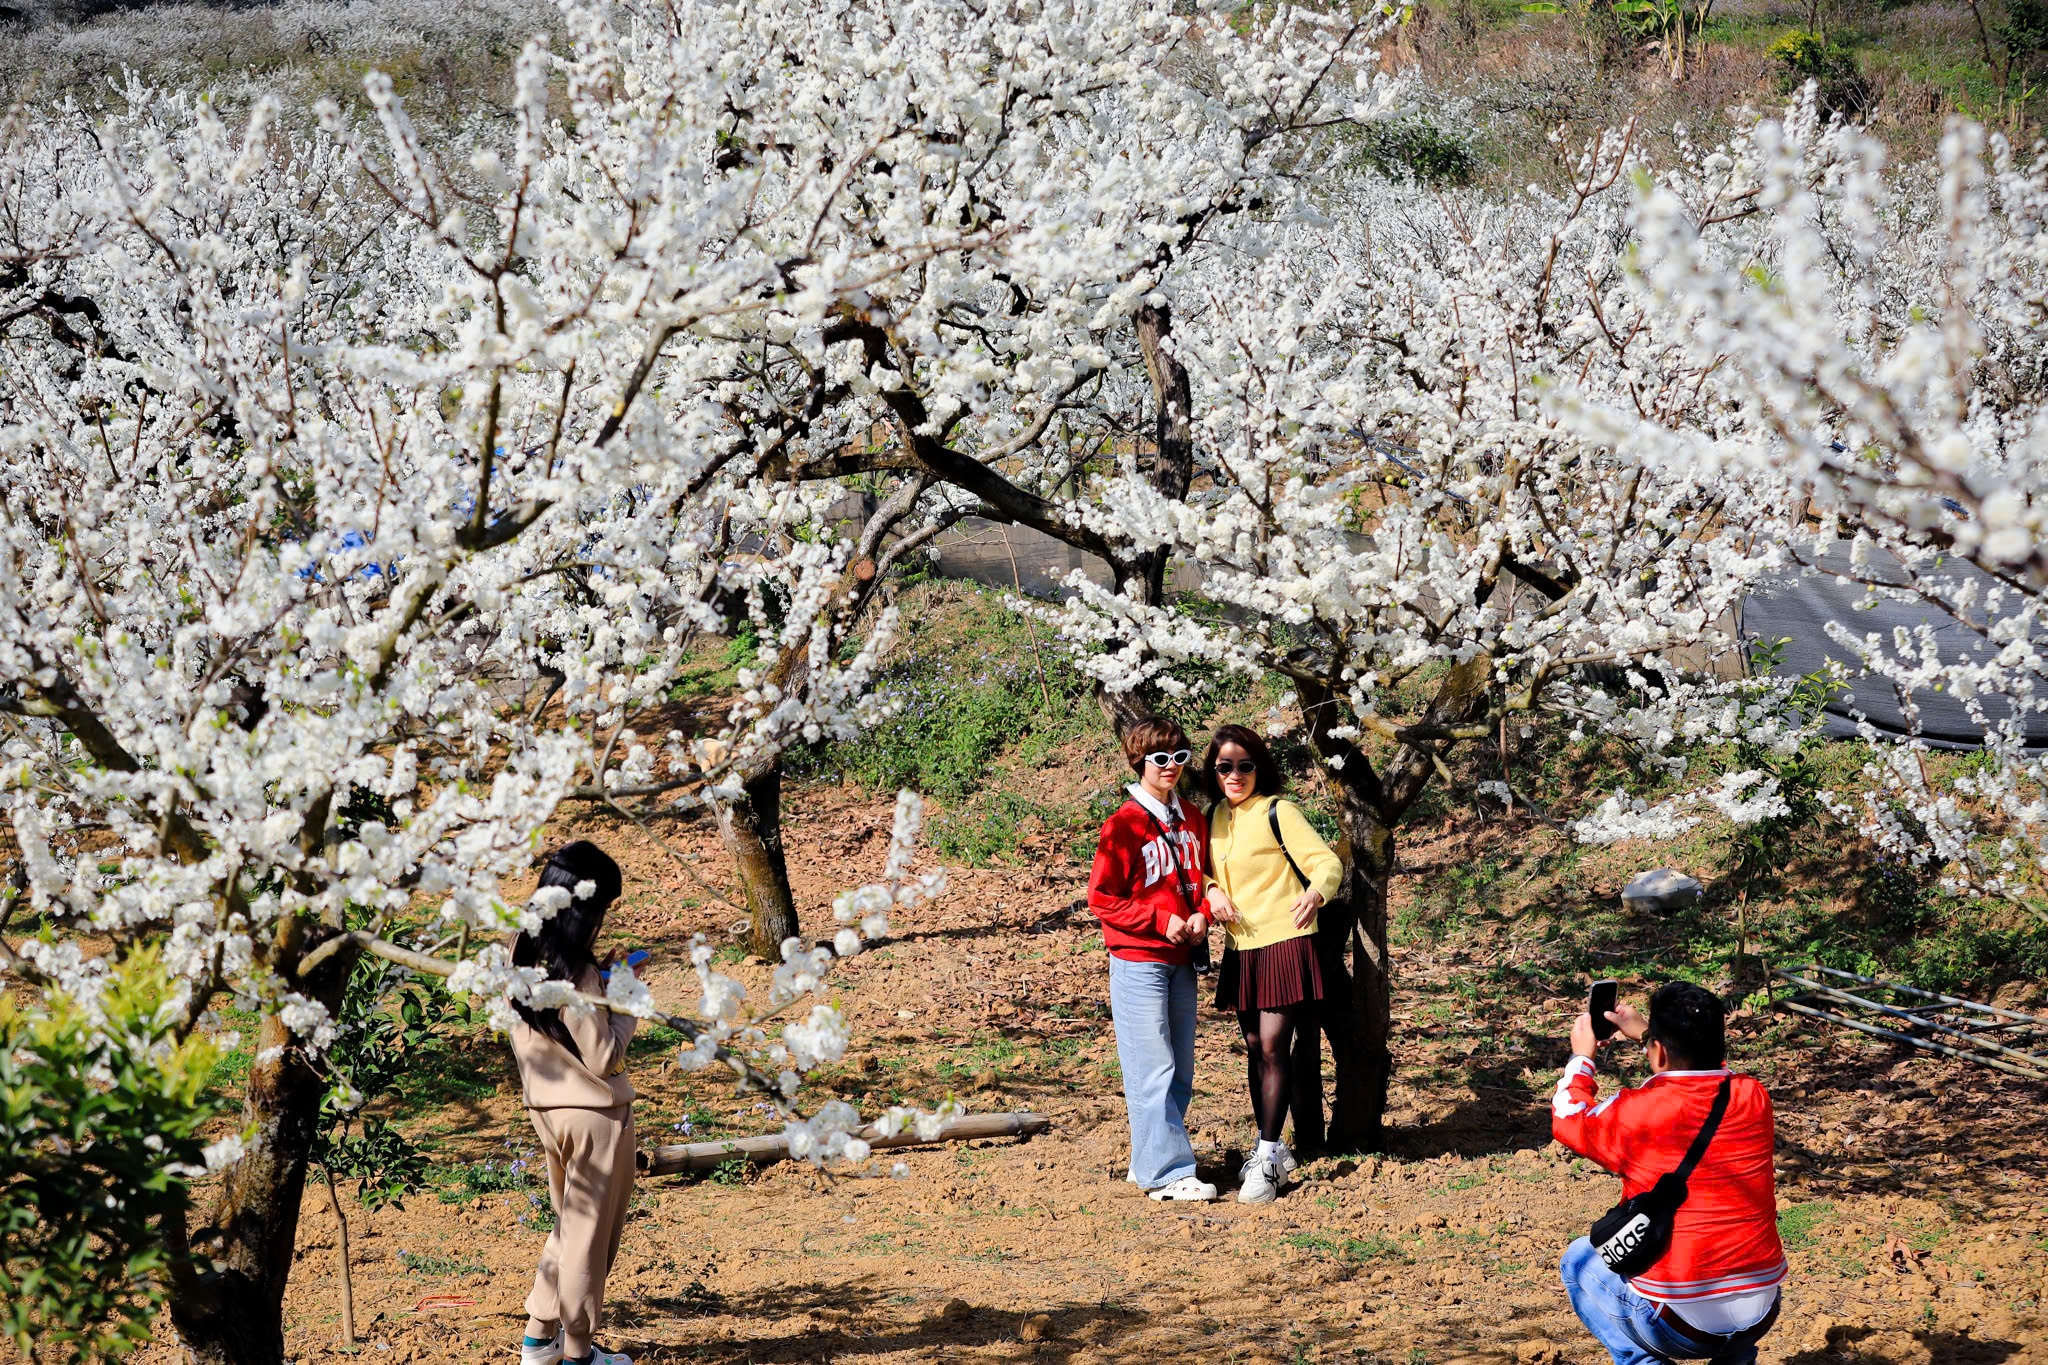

{"left": 1561, "top": 1238, "right": 1774, "bottom": 1365}
{"left": 1107, "top": 956, "right": 1198, "bottom": 1189}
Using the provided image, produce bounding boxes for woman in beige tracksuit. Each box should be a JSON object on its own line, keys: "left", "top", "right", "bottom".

{"left": 509, "top": 841, "right": 638, "bottom": 1365}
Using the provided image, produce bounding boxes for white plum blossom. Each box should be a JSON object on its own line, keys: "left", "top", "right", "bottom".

{"left": 200, "top": 1134, "right": 248, "bottom": 1173}
{"left": 1704, "top": 772, "right": 1792, "bottom": 827}
{"left": 782, "top": 1005, "right": 852, "bottom": 1071}
{"left": 602, "top": 962, "right": 659, "bottom": 1021}
{"left": 1571, "top": 790, "right": 1708, "bottom": 847}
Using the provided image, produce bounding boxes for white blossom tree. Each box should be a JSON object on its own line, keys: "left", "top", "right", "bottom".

{"left": 1008, "top": 124, "right": 1822, "bottom": 1146}
{"left": 0, "top": 0, "right": 1439, "bottom": 1354}
{"left": 1558, "top": 97, "right": 2048, "bottom": 895}
{"left": 583, "top": 0, "right": 1415, "bottom": 930}
{"left": 736, "top": 102, "right": 1828, "bottom": 1148}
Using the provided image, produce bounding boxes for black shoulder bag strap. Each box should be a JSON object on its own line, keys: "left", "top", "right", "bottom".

{"left": 1672, "top": 1076, "right": 1734, "bottom": 1186}
{"left": 1590, "top": 1076, "right": 1732, "bottom": 1277}
{"left": 1267, "top": 800, "right": 1311, "bottom": 891}
{"left": 1266, "top": 800, "right": 1363, "bottom": 974}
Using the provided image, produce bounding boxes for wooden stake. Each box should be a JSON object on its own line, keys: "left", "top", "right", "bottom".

{"left": 321, "top": 1163, "right": 356, "bottom": 1350}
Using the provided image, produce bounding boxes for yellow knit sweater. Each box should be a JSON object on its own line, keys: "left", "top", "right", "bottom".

{"left": 1208, "top": 795, "right": 1344, "bottom": 952}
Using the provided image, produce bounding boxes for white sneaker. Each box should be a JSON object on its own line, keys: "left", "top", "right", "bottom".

{"left": 520, "top": 1336, "right": 563, "bottom": 1365}
{"left": 554, "top": 1347, "right": 631, "bottom": 1365}
{"left": 1276, "top": 1143, "right": 1299, "bottom": 1177}
{"left": 1238, "top": 1157, "right": 1282, "bottom": 1204}
{"left": 1146, "top": 1174, "right": 1218, "bottom": 1201}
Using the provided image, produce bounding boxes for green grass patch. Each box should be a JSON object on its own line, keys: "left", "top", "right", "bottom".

{"left": 435, "top": 1155, "right": 540, "bottom": 1203}
{"left": 204, "top": 1048, "right": 252, "bottom": 1103}
{"left": 792, "top": 584, "right": 1095, "bottom": 803}
{"left": 932, "top": 790, "right": 1048, "bottom": 867}
{"left": 397, "top": 1250, "right": 487, "bottom": 1276}
{"left": 629, "top": 1023, "right": 688, "bottom": 1058}
{"left": 1778, "top": 1200, "right": 1836, "bottom": 1251}
{"left": 1281, "top": 1230, "right": 1409, "bottom": 1264}
{"left": 388, "top": 1050, "right": 499, "bottom": 1114}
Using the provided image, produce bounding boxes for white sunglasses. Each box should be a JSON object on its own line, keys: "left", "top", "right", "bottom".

{"left": 1144, "top": 749, "right": 1192, "bottom": 767}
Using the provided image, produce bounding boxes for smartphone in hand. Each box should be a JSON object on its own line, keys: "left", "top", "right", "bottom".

{"left": 1589, "top": 979, "right": 1620, "bottom": 1041}
{"left": 599, "top": 949, "right": 651, "bottom": 985}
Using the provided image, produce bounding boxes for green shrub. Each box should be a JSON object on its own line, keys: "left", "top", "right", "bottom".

{"left": 0, "top": 953, "right": 222, "bottom": 1364}
{"left": 1999, "top": 0, "right": 2048, "bottom": 62}
{"left": 1768, "top": 31, "right": 1874, "bottom": 118}
{"left": 1767, "top": 29, "right": 1830, "bottom": 72}
{"left": 1352, "top": 117, "right": 1479, "bottom": 185}
{"left": 795, "top": 593, "right": 1093, "bottom": 800}
{"left": 314, "top": 959, "right": 472, "bottom": 1211}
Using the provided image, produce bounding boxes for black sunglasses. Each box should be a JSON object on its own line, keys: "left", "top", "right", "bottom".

{"left": 1213, "top": 760, "right": 1258, "bottom": 777}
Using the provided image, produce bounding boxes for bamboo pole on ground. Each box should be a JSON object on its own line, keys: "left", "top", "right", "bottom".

{"left": 637, "top": 1111, "right": 1050, "bottom": 1177}
{"left": 1776, "top": 998, "right": 2048, "bottom": 1081}
{"left": 1774, "top": 967, "right": 2048, "bottom": 1074}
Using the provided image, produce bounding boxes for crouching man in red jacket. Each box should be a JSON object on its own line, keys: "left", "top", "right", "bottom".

{"left": 1554, "top": 983, "right": 1787, "bottom": 1364}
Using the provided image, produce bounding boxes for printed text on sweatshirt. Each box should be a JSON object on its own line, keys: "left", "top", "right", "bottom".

{"left": 1086, "top": 786, "right": 1210, "bottom": 964}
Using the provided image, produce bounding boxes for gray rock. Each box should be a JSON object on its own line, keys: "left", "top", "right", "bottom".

{"left": 1621, "top": 868, "right": 1703, "bottom": 912}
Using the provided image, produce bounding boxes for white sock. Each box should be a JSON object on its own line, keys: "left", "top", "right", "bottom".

{"left": 1255, "top": 1139, "right": 1282, "bottom": 1163}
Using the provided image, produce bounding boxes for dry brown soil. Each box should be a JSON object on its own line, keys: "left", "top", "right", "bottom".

{"left": 141, "top": 787, "right": 2047, "bottom": 1365}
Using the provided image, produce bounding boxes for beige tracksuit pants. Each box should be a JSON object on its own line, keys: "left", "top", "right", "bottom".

{"left": 523, "top": 1105, "right": 635, "bottom": 1359}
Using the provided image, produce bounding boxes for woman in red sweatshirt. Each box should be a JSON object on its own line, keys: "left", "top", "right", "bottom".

{"left": 1086, "top": 717, "right": 1217, "bottom": 1201}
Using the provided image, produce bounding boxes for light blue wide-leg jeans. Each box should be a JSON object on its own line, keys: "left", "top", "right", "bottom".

{"left": 1107, "top": 956, "right": 1198, "bottom": 1189}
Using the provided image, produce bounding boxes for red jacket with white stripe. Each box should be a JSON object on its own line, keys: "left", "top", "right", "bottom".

{"left": 1552, "top": 1055, "right": 1787, "bottom": 1307}
{"left": 1087, "top": 789, "right": 1209, "bottom": 965}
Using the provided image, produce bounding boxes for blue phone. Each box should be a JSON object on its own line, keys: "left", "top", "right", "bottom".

{"left": 599, "top": 949, "right": 651, "bottom": 984}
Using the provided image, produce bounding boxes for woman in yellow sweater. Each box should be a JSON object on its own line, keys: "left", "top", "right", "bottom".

{"left": 1201, "top": 725, "right": 1344, "bottom": 1204}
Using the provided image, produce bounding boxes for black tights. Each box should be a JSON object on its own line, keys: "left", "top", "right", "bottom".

{"left": 1238, "top": 1005, "right": 1310, "bottom": 1144}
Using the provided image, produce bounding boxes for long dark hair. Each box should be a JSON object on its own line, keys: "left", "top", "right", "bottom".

{"left": 511, "top": 840, "right": 623, "bottom": 1059}
{"left": 1197, "top": 724, "right": 1286, "bottom": 809}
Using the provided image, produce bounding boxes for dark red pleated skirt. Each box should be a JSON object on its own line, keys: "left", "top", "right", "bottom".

{"left": 1213, "top": 933, "right": 1325, "bottom": 1012}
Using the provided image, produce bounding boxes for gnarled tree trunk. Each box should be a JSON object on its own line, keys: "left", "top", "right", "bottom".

{"left": 167, "top": 931, "right": 356, "bottom": 1365}
{"left": 1288, "top": 658, "right": 1491, "bottom": 1154}
{"left": 719, "top": 757, "right": 800, "bottom": 959}
{"left": 1321, "top": 793, "right": 1396, "bottom": 1153}
{"left": 1285, "top": 784, "right": 1396, "bottom": 1155}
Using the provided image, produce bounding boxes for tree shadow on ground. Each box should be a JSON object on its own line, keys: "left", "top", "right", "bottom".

{"left": 1761, "top": 1038, "right": 2048, "bottom": 1205}
{"left": 888, "top": 918, "right": 1025, "bottom": 946}
{"left": 615, "top": 1278, "right": 1150, "bottom": 1364}
{"left": 1782, "top": 1327, "right": 2029, "bottom": 1365}
{"left": 1381, "top": 1038, "right": 1565, "bottom": 1161}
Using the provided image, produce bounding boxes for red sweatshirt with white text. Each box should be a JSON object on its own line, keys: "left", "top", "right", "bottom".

{"left": 1087, "top": 792, "right": 1209, "bottom": 965}
{"left": 1552, "top": 1055, "right": 1787, "bottom": 1309}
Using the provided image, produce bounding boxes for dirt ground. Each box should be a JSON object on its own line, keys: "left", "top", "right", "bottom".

{"left": 145, "top": 785, "right": 2047, "bottom": 1365}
